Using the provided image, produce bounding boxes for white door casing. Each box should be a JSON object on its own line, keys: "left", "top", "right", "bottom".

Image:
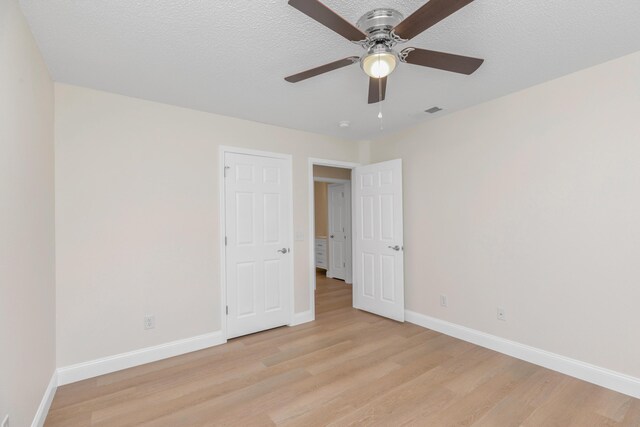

{"left": 353, "top": 159, "right": 405, "bottom": 322}
{"left": 328, "top": 183, "right": 348, "bottom": 281}
{"left": 224, "top": 152, "right": 292, "bottom": 339}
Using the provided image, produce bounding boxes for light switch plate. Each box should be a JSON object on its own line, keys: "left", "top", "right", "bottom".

{"left": 439, "top": 295, "right": 448, "bottom": 307}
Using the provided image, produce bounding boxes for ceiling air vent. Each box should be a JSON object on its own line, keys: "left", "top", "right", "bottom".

{"left": 425, "top": 107, "right": 443, "bottom": 114}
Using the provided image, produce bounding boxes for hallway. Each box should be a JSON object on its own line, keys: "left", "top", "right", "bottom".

{"left": 314, "top": 272, "right": 352, "bottom": 317}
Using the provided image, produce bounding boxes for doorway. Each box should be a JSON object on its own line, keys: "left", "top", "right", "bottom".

{"left": 308, "top": 157, "right": 406, "bottom": 324}
{"left": 308, "top": 159, "right": 359, "bottom": 320}
{"left": 313, "top": 165, "right": 353, "bottom": 285}
{"left": 311, "top": 163, "right": 355, "bottom": 317}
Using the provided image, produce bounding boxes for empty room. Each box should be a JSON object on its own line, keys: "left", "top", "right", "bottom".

{"left": 2, "top": 0, "right": 640, "bottom": 425}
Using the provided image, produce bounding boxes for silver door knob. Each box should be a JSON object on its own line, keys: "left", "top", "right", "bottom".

{"left": 388, "top": 245, "right": 401, "bottom": 251}
{"left": 277, "top": 248, "right": 289, "bottom": 254}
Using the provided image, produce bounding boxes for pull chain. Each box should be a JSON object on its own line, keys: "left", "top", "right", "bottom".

{"left": 377, "top": 56, "right": 383, "bottom": 130}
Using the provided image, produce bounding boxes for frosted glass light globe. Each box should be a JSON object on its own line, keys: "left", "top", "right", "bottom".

{"left": 361, "top": 51, "right": 397, "bottom": 78}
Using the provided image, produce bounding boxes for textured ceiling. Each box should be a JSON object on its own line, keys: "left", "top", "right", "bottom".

{"left": 19, "top": 0, "right": 640, "bottom": 140}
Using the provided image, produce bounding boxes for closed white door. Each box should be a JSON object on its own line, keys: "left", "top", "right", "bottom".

{"left": 225, "top": 152, "right": 292, "bottom": 339}
{"left": 353, "top": 159, "right": 404, "bottom": 322}
{"left": 328, "top": 183, "right": 348, "bottom": 281}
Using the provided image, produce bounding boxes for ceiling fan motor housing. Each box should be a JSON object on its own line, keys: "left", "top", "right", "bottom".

{"left": 356, "top": 8, "right": 404, "bottom": 44}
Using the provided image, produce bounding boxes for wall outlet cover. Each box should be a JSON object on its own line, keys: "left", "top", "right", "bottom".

{"left": 497, "top": 307, "right": 506, "bottom": 321}
{"left": 144, "top": 315, "right": 155, "bottom": 330}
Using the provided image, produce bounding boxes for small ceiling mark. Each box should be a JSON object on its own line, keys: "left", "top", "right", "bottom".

{"left": 425, "top": 106, "right": 443, "bottom": 114}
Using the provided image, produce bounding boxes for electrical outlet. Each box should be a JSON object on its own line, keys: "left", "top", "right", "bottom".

{"left": 2, "top": 414, "right": 9, "bottom": 427}
{"left": 497, "top": 307, "right": 506, "bottom": 321}
{"left": 144, "top": 315, "right": 155, "bottom": 330}
{"left": 439, "top": 294, "right": 448, "bottom": 307}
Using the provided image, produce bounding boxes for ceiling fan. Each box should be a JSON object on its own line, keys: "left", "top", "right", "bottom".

{"left": 284, "top": 0, "right": 484, "bottom": 104}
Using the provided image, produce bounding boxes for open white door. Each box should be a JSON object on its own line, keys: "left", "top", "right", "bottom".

{"left": 353, "top": 159, "right": 404, "bottom": 322}
{"left": 225, "top": 152, "right": 292, "bottom": 339}
{"left": 327, "top": 183, "right": 349, "bottom": 281}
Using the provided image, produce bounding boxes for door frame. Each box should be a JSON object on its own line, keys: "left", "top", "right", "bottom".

{"left": 307, "top": 158, "right": 360, "bottom": 322}
{"left": 324, "top": 180, "right": 352, "bottom": 283}
{"left": 219, "top": 146, "right": 294, "bottom": 340}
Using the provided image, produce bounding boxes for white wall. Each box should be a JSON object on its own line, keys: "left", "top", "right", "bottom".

{"left": 371, "top": 51, "right": 640, "bottom": 378}
{"left": 54, "top": 84, "right": 360, "bottom": 367}
{"left": 0, "top": 0, "right": 56, "bottom": 425}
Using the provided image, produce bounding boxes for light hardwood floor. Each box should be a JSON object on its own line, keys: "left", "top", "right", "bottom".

{"left": 46, "top": 274, "right": 640, "bottom": 426}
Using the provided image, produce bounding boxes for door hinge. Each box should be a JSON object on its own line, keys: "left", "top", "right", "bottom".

{"left": 224, "top": 166, "right": 230, "bottom": 177}
{"left": 226, "top": 305, "right": 229, "bottom": 315}
{"left": 225, "top": 236, "right": 227, "bottom": 246}
{"left": 342, "top": 192, "right": 344, "bottom": 198}
{"left": 343, "top": 262, "right": 346, "bottom": 267}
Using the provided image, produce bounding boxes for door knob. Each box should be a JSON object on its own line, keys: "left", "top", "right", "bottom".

{"left": 277, "top": 248, "right": 289, "bottom": 254}
{"left": 330, "top": 235, "right": 334, "bottom": 238}
{"left": 388, "top": 245, "right": 401, "bottom": 251}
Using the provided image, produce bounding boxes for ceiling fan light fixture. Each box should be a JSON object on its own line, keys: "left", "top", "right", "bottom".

{"left": 361, "top": 45, "right": 397, "bottom": 79}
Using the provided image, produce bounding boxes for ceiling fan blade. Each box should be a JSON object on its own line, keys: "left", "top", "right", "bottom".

{"left": 285, "top": 57, "right": 359, "bottom": 83}
{"left": 402, "top": 48, "right": 484, "bottom": 75}
{"left": 368, "top": 77, "right": 387, "bottom": 104}
{"left": 393, "top": 0, "right": 475, "bottom": 41}
{"left": 288, "top": 0, "right": 367, "bottom": 42}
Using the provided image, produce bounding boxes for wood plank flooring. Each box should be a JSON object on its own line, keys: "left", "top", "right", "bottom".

{"left": 46, "top": 274, "right": 640, "bottom": 426}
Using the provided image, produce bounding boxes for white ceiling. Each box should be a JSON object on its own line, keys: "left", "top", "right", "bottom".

{"left": 19, "top": 0, "right": 640, "bottom": 140}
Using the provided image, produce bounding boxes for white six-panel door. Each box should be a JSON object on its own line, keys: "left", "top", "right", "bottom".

{"left": 225, "top": 152, "right": 292, "bottom": 339}
{"left": 353, "top": 159, "right": 405, "bottom": 322}
{"left": 328, "top": 183, "right": 348, "bottom": 281}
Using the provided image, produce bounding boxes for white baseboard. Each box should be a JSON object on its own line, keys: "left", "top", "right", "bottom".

{"left": 31, "top": 371, "right": 57, "bottom": 427}
{"left": 405, "top": 310, "right": 640, "bottom": 399}
{"left": 290, "top": 310, "right": 314, "bottom": 326}
{"left": 57, "top": 331, "right": 226, "bottom": 386}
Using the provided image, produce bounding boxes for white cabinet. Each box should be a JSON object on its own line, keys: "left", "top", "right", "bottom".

{"left": 315, "top": 237, "right": 328, "bottom": 270}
